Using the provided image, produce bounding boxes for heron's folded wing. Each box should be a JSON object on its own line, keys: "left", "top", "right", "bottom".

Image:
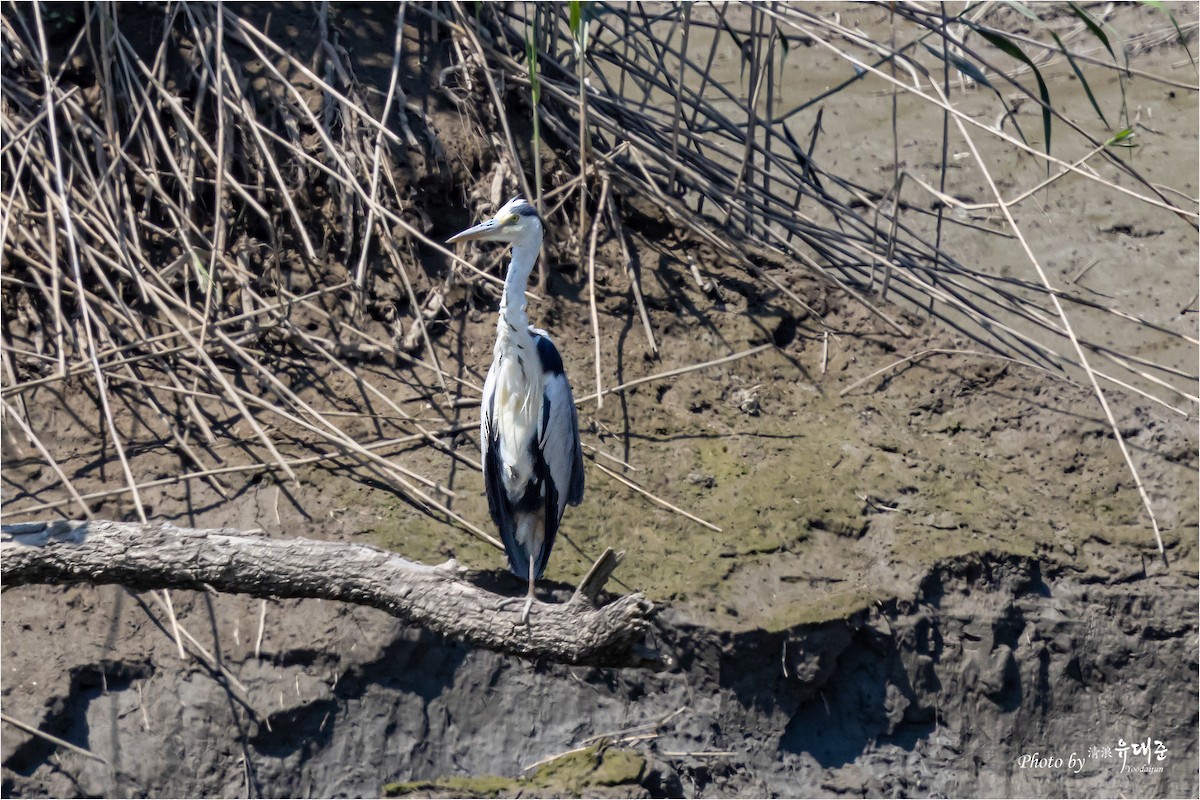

{"left": 540, "top": 372, "right": 584, "bottom": 516}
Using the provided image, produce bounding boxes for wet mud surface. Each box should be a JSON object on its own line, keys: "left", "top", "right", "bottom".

{"left": 2, "top": 2, "right": 1197, "bottom": 797}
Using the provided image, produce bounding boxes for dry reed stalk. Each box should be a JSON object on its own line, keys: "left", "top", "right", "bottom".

{"left": 354, "top": 2, "right": 408, "bottom": 299}
{"left": 1, "top": 400, "right": 92, "bottom": 518}
{"left": 783, "top": 8, "right": 1198, "bottom": 222}
{"left": 592, "top": 459, "right": 721, "bottom": 532}
{"left": 30, "top": 5, "right": 149, "bottom": 530}
{"left": 578, "top": 344, "right": 774, "bottom": 405}
{"left": 1, "top": 713, "right": 108, "bottom": 765}
{"left": 606, "top": 191, "right": 658, "bottom": 356}
{"left": 934, "top": 78, "right": 1167, "bottom": 555}
{"left": 8, "top": 424, "right": 478, "bottom": 520}
{"left": 587, "top": 177, "right": 610, "bottom": 409}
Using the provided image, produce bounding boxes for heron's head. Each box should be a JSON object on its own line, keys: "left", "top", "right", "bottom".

{"left": 447, "top": 197, "right": 542, "bottom": 245}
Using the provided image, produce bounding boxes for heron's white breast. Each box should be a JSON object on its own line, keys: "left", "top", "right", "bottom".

{"left": 491, "top": 343, "right": 545, "bottom": 495}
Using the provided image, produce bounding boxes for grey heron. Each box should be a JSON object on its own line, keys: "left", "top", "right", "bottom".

{"left": 448, "top": 197, "right": 585, "bottom": 621}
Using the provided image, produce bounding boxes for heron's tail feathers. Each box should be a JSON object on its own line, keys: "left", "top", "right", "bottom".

{"left": 503, "top": 512, "right": 547, "bottom": 580}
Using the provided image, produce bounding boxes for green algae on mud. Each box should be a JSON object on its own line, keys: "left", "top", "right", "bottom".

{"left": 383, "top": 744, "right": 648, "bottom": 799}
{"left": 343, "top": 283, "right": 1194, "bottom": 637}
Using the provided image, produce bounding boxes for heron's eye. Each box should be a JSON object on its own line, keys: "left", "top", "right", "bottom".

{"left": 505, "top": 214, "right": 520, "bottom": 225}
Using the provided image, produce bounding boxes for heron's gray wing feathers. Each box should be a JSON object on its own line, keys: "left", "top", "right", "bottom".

{"left": 528, "top": 333, "right": 580, "bottom": 580}
{"left": 531, "top": 330, "right": 583, "bottom": 508}
{"left": 563, "top": 388, "right": 585, "bottom": 506}
{"left": 540, "top": 372, "right": 584, "bottom": 514}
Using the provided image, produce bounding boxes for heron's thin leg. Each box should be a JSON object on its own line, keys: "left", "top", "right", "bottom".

{"left": 520, "top": 552, "right": 536, "bottom": 625}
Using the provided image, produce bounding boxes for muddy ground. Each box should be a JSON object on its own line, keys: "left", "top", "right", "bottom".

{"left": 2, "top": 2, "right": 1198, "bottom": 798}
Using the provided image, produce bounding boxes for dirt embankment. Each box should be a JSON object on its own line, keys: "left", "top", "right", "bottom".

{"left": 4, "top": 215, "right": 1195, "bottom": 795}
{"left": 2, "top": 553, "right": 1195, "bottom": 797}
{"left": 2, "top": 3, "right": 1197, "bottom": 798}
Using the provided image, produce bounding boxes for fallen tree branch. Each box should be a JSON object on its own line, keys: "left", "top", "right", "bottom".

{"left": 1, "top": 520, "right": 658, "bottom": 668}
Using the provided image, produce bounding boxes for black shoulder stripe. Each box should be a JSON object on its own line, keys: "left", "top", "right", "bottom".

{"left": 532, "top": 333, "right": 565, "bottom": 376}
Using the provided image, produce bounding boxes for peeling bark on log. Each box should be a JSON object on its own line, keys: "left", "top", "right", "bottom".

{"left": 1, "top": 520, "right": 659, "bottom": 668}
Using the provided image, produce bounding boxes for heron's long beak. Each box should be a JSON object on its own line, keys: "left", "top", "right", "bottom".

{"left": 447, "top": 219, "right": 499, "bottom": 244}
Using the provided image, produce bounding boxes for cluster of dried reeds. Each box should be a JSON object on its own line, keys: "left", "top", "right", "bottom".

{"left": 462, "top": 3, "right": 1196, "bottom": 405}
{"left": 1, "top": 2, "right": 1196, "bottom": 551}
{"left": 0, "top": 3, "right": 502, "bottom": 542}
{"left": 448, "top": 1, "right": 1197, "bottom": 549}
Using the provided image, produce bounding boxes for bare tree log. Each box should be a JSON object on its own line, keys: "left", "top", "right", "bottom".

{"left": 1, "top": 520, "right": 658, "bottom": 668}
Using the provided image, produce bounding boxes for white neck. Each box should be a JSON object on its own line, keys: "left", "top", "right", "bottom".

{"left": 499, "top": 230, "right": 541, "bottom": 333}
